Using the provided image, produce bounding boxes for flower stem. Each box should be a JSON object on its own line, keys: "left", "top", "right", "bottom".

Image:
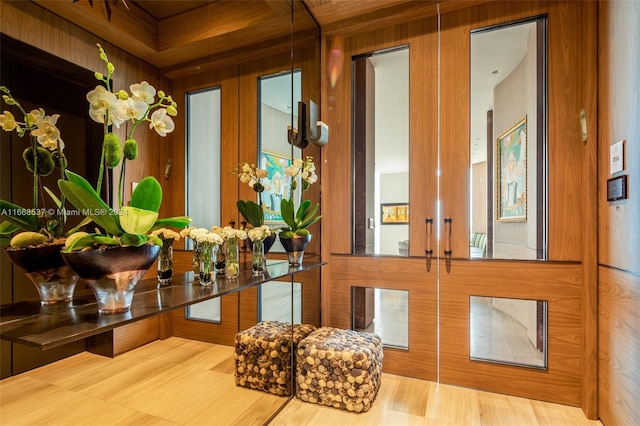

{"left": 118, "top": 158, "right": 126, "bottom": 209}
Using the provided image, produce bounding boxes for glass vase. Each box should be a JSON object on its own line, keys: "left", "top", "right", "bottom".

{"left": 192, "top": 241, "right": 202, "bottom": 280}
{"left": 157, "top": 240, "right": 174, "bottom": 287}
{"left": 199, "top": 243, "right": 215, "bottom": 286}
{"left": 225, "top": 240, "right": 240, "bottom": 279}
{"left": 251, "top": 239, "right": 266, "bottom": 275}
{"left": 215, "top": 242, "right": 226, "bottom": 276}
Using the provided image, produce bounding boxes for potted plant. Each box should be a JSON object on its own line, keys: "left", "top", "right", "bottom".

{"left": 279, "top": 156, "right": 320, "bottom": 265}
{"left": 0, "top": 87, "right": 82, "bottom": 305}
{"left": 232, "top": 161, "right": 277, "bottom": 254}
{"left": 57, "top": 44, "right": 190, "bottom": 313}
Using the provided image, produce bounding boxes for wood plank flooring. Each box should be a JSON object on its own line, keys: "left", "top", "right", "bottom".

{"left": 0, "top": 338, "right": 602, "bottom": 426}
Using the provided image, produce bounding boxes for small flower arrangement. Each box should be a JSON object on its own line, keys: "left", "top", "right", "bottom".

{"left": 221, "top": 226, "right": 248, "bottom": 246}
{"left": 247, "top": 225, "right": 272, "bottom": 243}
{"left": 231, "top": 162, "right": 270, "bottom": 228}
{"left": 280, "top": 156, "right": 321, "bottom": 238}
{"left": 59, "top": 44, "right": 190, "bottom": 251}
{"left": 149, "top": 228, "right": 181, "bottom": 246}
{"left": 0, "top": 88, "right": 76, "bottom": 248}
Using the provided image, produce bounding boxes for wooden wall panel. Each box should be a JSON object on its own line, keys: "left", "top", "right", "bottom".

{"left": 439, "top": 261, "right": 583, "bottom": 406}
{"left": 598, "top": 1, "right": 640, "bottom": 425}
{"left": 598, "top": 266, "right": 640, "bottom": 426}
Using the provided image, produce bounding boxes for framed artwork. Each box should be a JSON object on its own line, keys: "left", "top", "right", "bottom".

{"left": 496, "top": 116, "right": 527, "bottom": 221}
{"left": 380, "top": 203, "right": 409, "bottom": 225}
{"left": 259, "top": 150, "right": 292, "bottom": 226}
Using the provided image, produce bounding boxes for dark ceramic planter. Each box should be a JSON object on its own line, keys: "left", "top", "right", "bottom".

{"left": 246, "top": 232, "right": 277, "bottom": 256}
{"left": 6, "top": 244, "right": 78, "bottom": 305}
{"left": 61, "top": 244, "right": 160, "bottom": 314}
{"left": 279, "top": 233, "right": 312, "bottom": 266}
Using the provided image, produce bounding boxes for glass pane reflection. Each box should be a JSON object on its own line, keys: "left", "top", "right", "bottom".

{"left": 352, "top": 287, "right": 408, "bottom": 349}
{"left": 470, "top": 296, "right": 547, "bottom": 369}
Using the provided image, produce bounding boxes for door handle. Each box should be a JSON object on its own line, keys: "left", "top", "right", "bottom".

{"left": 444, "top": 217, "right": 452, "bottom": 258}
{"left": 425, "top": 217, "right": 433, "bottom": 271}
{"left": 425, "top": 218, "right": 433, "bottom": 258}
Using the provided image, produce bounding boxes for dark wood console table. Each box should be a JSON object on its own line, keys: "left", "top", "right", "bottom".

{"left": 0, "top": 258, "right": 325, "bottom": 351}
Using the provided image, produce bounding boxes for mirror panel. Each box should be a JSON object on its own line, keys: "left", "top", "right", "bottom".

{"left": 470, "top": 18, "right": 547, "bottom": 260}
{"left": 470, "top": 296, "right": 547, "bottom": 369}
{"left": 258, "top": 70, "right": 302, "bottom": 253}
{"left": 352, "top": 287, "right": 409, "bottom": 349}
{"left": 259, "top": 280, "right": 302, "bottom": 323}
{"left": 184, "top": 87, "right": 222, "bottom": 322}
{"left": 352, "top": 47, "right": 409, "bottom": 256}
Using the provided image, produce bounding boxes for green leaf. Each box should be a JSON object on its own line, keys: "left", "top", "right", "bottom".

{"left": 0, "top": 199, "right": 41, "bottom": 232}
{"left": 65, "top": 217, "right": 93, "bottom": 236}
{"left": 58, "top": 176, "right": 122, "bottom": 235}
{"left": 43, "top": 186, "right": 62, "bottom": 208}
{"left": 150, "top": 216, "right": 192, "bottom": 231}
{"left": 237, "top": 200, "right": 263, "bottom": 227}
{"left": 298, "top": 203, "right": 321, "bottom": 229}
{"left": 280, "top": 198, "right": 296, "bottom": 230}
{"left": 130, "top": 176, "right": 162, "bottom": 212}
{"left": 119, "top": 206, "right": 158, "bottom": 234}
{"left": 0, "top": 220, "right": 20, "bottom": 235}
{"left": 120, "top": 233, "right": 147, "bottom": 247}
{"left": 295, "top": 200, "right": 312, "bottom": 224}
{"left": 64, "top": 233, "right": 119, "bottom": 251}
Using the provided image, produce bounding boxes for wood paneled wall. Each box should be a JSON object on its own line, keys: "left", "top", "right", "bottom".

{"left": 597, "top": 1, "right": 640, "bottom": 425}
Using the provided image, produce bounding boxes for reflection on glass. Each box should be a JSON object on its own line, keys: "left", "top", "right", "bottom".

{"left": 185, "top": 87, "right": 222, "bottom": 321}
{"left": 470, "top": 18, "right": 547, "bottom": 260}
{"left": 470, "top": 296, "right": 547, "bottom": 369}
{"left": 258, "top": 280, "right": 301, "bottom": 323}
{"left": 352, "top": 47, "right": 409, "bottom": 256}
{"left": 352, "top": 287, "right": 408, "bottom": 349}
{"left": 259, "top": 70, "right": 302, "bottom": 253}
{"left": 186, "top": 298, "right": 221, "bottom": 323}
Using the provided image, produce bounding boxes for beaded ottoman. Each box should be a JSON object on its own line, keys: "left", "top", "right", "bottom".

{"left": 234, "top": 320, "right": 317, "bottom": 396}
{"left": 295, "top": 327, "right": 383, "bottom": 413}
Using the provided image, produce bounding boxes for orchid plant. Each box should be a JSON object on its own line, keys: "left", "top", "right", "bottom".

{"left": 59, "top": 44, "right": 190, "bottom": 251}
{"left": 231, "top": 162, "right": 270, "bottom": 228}
{"left": 280, "top": 156, "right": 321, "bottom": 238}
{"left": 0, "top": 88, "right": 76, "bottom": 248}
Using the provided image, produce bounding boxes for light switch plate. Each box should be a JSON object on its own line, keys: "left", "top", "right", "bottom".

{"left": 610, "top": 140, "right": 624, "bottom": 174}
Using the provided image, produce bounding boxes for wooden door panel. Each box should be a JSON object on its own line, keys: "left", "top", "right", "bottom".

{"left": 439, "top": 260, "right": 583, "bottom": 406}
{"left": 330, "top": 255, "right": 437, "bottom": 381}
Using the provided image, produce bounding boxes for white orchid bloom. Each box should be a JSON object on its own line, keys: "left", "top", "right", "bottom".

{"left": 0, "top": 110, "right": 18, "bottom": 131}
{"left": 32, "top": 114, "right": 64, "bottom": 151}
{"left": 86, "top": 85, "right": 117, "bottom": 125}
{"left": 149, "top": 108, "right": 175, "bottom": 136}
{"left": 129, "top": 81, "right": 156, "bottom": 104}
{"left": 113, "top": 97, "right": 148, "bottom": 128}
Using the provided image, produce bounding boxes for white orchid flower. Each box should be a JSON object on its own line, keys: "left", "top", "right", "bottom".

{"left": 113, "top": 98, "right": 148, "bottom": 128}
{"left": 86, "top": 85, "right": 117, "bottom": 125}
{"left": 149, "top": 108, "right": 175, "bottom": 136}
{"left": 32, "top": 114, "right": 64, "bottom": 151}
{"left": 129, "top": 81, "right": 156, "bottom": 104}
{"left": 0, "top": 110, "right": 18, "bottom": 131}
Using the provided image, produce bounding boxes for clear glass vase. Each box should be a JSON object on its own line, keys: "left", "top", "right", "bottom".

{"left": 199, "top": 243, "right": 216, "bottom": 286}
{"left": 215, "top": 242, "right": 226, "bottom": 276}
{"left": 192, "top": 241, "right": 202, "bottom": 280}
{"left": 157, "top": 240, "right": 174, "bottom": 287}
{"left": 225, "top": 240, "right": 240, "bottom": 279}
{"left": 251, "top": 239, "right": 265, "bottom": 275}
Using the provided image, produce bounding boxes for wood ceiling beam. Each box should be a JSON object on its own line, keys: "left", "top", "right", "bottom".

{"left": 32, "top": 0, "right": 158, "bottom": 57}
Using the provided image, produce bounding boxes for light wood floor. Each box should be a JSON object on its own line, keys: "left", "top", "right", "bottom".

{"left": 0, "top": 337, "right": 602, "bottom": 426}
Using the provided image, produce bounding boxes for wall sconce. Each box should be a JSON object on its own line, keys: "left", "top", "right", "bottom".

{"left": 288, "top": 100, "right": 329, "bottom": 149}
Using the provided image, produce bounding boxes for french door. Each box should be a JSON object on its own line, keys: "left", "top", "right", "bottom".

{"left": 330, "top": 0, "right": 596, "bottom": 409}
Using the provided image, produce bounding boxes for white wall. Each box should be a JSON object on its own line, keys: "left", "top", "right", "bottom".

{"left": 378, "top": 172, "right": 409, "bottom": 255}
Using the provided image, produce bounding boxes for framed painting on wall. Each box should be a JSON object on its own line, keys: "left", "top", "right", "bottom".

{"left": 260, "top": 150, "right": 292, "bottom": 226}
{"left": 380, "top": 203, "right": 409, "bottom": 225}
{"left": 496, "top": 116, "right": 527, "bottom": 221}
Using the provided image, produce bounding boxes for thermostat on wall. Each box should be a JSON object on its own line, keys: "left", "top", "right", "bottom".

{"left": 607, "top": 175, "right": 627, "bottom": 202}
